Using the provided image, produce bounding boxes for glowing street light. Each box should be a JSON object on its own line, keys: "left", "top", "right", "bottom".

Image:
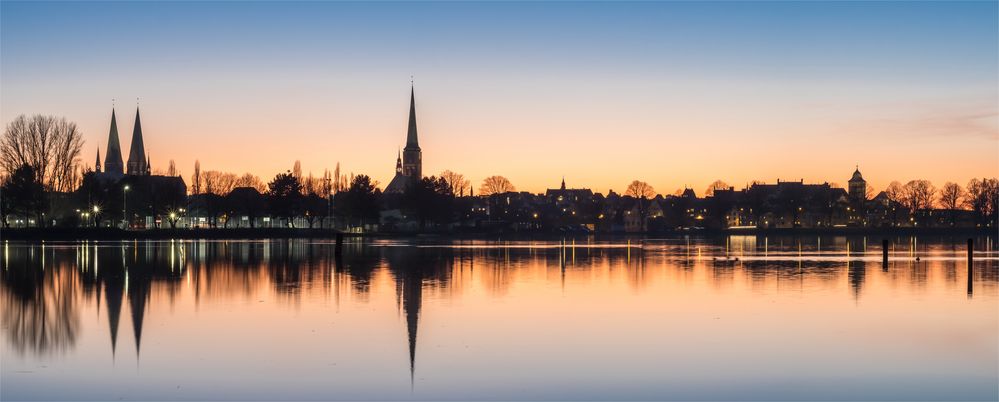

{"left": 123, "top": 185, "right": 130, "bottom": 229}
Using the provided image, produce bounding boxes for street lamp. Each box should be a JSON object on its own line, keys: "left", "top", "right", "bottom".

{"left": 123, "top": 185, "right": 130, "bottom": 229}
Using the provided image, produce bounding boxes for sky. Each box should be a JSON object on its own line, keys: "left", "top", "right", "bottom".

{"left": 2, "top": 1, "right": 997, "bottom": 195}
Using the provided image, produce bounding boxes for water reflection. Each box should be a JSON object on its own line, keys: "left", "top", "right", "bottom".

{"left": 1, "top": 236, "right": 997, "bottom": 400}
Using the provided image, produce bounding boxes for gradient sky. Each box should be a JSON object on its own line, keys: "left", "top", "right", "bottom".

{"left": 2, "top": 1, "right": 996, "bottom": 195}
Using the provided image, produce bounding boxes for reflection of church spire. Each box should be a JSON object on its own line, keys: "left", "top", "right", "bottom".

{"left": 401, "top": 270, "right": 422, "bottom": 388}
{"left": 128, "top": 274, "right": 150, "bottom": 360}
{"left": 105, "top": 281, "right": 124, "bottom": 357}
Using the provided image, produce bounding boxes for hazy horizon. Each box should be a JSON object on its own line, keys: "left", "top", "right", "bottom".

{"left": 2, "top": 1, "right": 996, "bottom": 194}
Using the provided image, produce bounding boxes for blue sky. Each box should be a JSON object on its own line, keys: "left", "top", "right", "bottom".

{"left": 2, "top": 1, "right": 996, "bottom": 192}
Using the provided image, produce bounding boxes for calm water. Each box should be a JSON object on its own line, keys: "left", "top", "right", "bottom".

{"left": 2, "top": 236, "right": 997, "bottom": 401}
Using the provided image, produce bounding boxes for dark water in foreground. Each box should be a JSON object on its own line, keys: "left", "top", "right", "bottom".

{"left": 1, "top": 236, "right": 997, "bottom": 401}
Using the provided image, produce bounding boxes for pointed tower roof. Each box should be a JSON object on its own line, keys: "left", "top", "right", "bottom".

{"left": 105, "top": 281, "right": 123, "bottom": 357}
{"left": 850, "top": 165, "right": 864, "bottom": 182}
{"left": 405, "top": 86, "right": 419, "bottom": 149}
{"left": 126, "top": 107, "right": 147, "bottom": 175}
{"left": 95, "top": 148, "right": 102, "bottom": 172}
{"left": 104, "top": 108, "right": 124, "bottom": 175}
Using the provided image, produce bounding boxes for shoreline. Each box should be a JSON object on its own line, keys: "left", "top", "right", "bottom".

{"left": 0, "top": 226, "right": 994, "bottom": 241}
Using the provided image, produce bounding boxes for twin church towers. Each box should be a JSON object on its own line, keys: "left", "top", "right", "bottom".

{"left": 96, "top": 85, "right": 421, "bottom": 184}
{"left": 98, "top": 106, "right": 149, "bottom": 176}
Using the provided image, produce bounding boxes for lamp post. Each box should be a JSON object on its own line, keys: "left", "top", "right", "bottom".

{"left": 123, "top": 185, "right": 130, "bottom": 229}
{"left": 92, "top": 205, "right": 100, "bottom": 228}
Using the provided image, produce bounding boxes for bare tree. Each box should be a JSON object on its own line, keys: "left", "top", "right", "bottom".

{"left": 202, "top": 171, "right": 238, "bottom": 196}
{"left": 885, "top": 181, "right": 904, "bottom": 204}
{"left": 901, "top": 180, "right": 936, "bottom": 211}
{"left": 1, "top": 115, "right": 84, "bottom": 192}
{"left": 704, "top": 180, "right": 729, "bottom": 197}
{"left": 625, "top": 180, "right": 656, "bottom": 199}
{"left": 939, "top": 182, "right": 965, "bottom": 211}
{"left": 479, "top": 176, "right": 515, "bottom": 196}
{"left": 292, "top": 160, "right": 302, "bottom": 180}
{"left": 440, "top": 170, "right": 471, "bottom": 196}
{"left": 865, "top": 183, "right": 875, "bottom": 200}
{"left": 191, "top": 160, "right": 202, "bottom": 195}
{"left": 303, "top": 171, "right": 319, "bottom": 196}
{"left": 966, "top": 178, "right": 999, "bottom": 224}
{"left": 234, "top": 173, "right": 267, "bottom": 193}
{"left": 167, "top": 159, "right": 177, "bottom": 177}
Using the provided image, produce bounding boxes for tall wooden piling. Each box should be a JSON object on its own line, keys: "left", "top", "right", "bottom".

{"left": 335, "top": 233, "right": 344, "bottom": 259}
{"left": 882, "top": 239, "right": 889, "bottom": 266}
{"left": 967, "top": 238, "right": 974, "bottom": 297}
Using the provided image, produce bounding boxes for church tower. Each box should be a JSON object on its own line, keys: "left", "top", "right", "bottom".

{"left": 849, "top": 166, "right": 866, "bottom": 202}
{"left": 126, "top": 107, "right": 147, "bottom": 175}
{"left": 402, "top": 86, "right": 422, "bottom": 178}
{"left": 104, "top": 108, "right": 125, "bottom": 175}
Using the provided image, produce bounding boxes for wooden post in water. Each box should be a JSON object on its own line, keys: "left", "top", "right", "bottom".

{"left": 882, "top": 239, "right": 889, "bottom": 266}
{"left": 968, "top": 238, "right": 974, "bottom": 265}
{"left": 967, "top": 238, "right": 974, "bottom": 297}
{"left": 335, "top": 233, "right": 344, "bottom": 259}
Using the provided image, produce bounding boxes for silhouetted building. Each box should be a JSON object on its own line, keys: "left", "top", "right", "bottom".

{"left": 103, "top": 108, "right": 125, "bottom": 176}
{"left": 126, "top": 107, "right": 149, "bottom": 175}
{"left": 849, "top": 166, "right": 866, "bottom": 202}
{"left": 385, "top": 86, "right": 422, "bottom": 194}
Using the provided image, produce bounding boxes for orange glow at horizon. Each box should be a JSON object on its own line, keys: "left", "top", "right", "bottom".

{"left": 61, "top": 82, "right": 997, "bottom": 196}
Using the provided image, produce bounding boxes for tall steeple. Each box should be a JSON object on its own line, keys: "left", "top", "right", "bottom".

{"left": 104, "top": 108, "right": 124, "bottom": 175}
{"left": 95, "top": 148, "right": 102, "bottom": 173}
{"left": 406, "top": 86, "right": 419, "bottom": 148}
{"left": 402, "top": 85, "right": 422, "bottom": 178}
{"left": 126, "top": 106, "right": 147, "bottom": 175}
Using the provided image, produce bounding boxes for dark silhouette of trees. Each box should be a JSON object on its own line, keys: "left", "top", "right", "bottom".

{"left": 1, "top": 165, "right": 47, "bottom": 226}
{"left": 267, "top": 171, "right": 303, "bottom": 227}
{"left": 704, "top": 180, "right": 729, "bottom": 197}
{"left": 167, "top": 160, "right": 177, "bottom": 177}
{"left": 901, "top": 180, "right": 936, "bottom": 211}
{"left": 625, "top": 180, "right": 655, "bottom": 199}
{"left": 226, "top": 187, "right": 266, "bottom": 228}
{"left": 966, "top": 178, "right": 999, "bottom": 227}
{"left": 336, "top": 175, "right": 380, "bottom": 228}
{"left": 234, "top": 173, "right": 266, "bottom": 193}
{"left": 404, "top": 176, "right": 454, "bottom": 228}
{"left": 440, "top": 170, "right": 470, "bottom": 196}
{"left": 479, "top": 175, "right": 515, "bottom": 196}
{"left": 939, "top": 182, "right": 965, "bottom": 226}
{"left": 191, "top": 160, "right": 202, "bottom": 195}
{"left": 1, "top": 115, "right": 84, "bottom": 192}
{"left": 884, "top": 181, "right": 905, "bottom": 226}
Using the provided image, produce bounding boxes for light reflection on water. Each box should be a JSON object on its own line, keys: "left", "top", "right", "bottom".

{"left": 1, "top": 236, "right": 997, "bottom": 401}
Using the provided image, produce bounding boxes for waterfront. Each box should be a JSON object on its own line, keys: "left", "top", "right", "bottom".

{"left": 2, "top": 236, "right": 997, "bottom": 400}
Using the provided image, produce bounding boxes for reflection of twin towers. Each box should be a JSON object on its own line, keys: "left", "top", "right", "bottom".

{"left": 80, "top": 242, "right": 179, "bottom": 360}
{"left": 36, "top": 241, "right": 445, "bottom": 382}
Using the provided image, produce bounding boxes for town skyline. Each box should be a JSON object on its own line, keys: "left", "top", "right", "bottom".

{"left": 2, "top": 2, "right": 996, "bottom": 195}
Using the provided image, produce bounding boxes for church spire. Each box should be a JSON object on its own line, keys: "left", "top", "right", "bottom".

{"left": 104, "top": 108, "right": 124, "bottom": 175}
{"left": 406, "top": 85, "right": 419, "bottom": 149}
{"left": 401, "top": 84, "right": 423, "bottom": 178}
{"left": 126, "top": 106, "right": 147, "bottom": 175}
{"left": 95, "top": 148, "right": 102, "bottom": 173}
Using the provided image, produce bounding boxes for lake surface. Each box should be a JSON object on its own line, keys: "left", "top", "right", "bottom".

{"left": 2, "top": 236, "right": 997, "bottom": 401}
